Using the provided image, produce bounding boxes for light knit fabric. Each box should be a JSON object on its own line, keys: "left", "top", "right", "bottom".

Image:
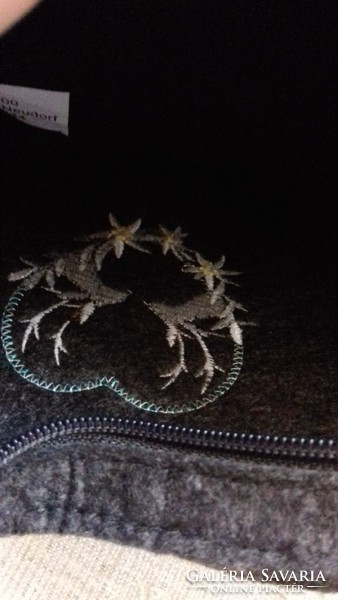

{"left": 0, "top": 534, "right": 335, "bottom": 600}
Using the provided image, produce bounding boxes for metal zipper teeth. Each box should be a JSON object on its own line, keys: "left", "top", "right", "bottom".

{"left": 0, "top": 416, "right": 337, "bottom": 465}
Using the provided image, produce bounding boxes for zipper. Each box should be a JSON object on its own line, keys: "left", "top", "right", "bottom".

{"left": 2, "top": 284, "right": 337, "bottom": 468}
{"left": 1, "top": 416, "right": 337, "bottom": 466}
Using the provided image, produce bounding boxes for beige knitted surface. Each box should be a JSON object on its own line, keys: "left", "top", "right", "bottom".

{"left": 0, "top": 534, "right": 335, "bottom": 600}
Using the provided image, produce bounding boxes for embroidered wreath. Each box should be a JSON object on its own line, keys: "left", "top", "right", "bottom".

{"left": 2, "top": 214, "right": 249, "bottom": 413}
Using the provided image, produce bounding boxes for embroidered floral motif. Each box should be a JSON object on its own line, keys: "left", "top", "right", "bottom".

{"left": 147, "top": 293, "right": 246, "bottom": 393}
{"left": 4, "top": 215, "right": 248, "bottom": 398}
{"left": 9, "top": 248, "right": 130, "bottom": 364}
{"left": 182, "top": 252, "right": 241, "bottom": 291}
{"left": 156, "top": 225, "right": 191, "bottom": 260}
{"left": 78, "top": 213, "right": 150, "bottom": 268}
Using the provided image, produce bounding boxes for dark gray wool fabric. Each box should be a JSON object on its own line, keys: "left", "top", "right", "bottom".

{"left": 0, "top": 438, "right": 338, "bottom": 588}
{"left": 1, "top": 224, "right": 338, "bottom": 590}
{"left": 1, "top": 0, "right": 338, "bottom": 590}
{"left": 0, "top": 236, "right": 337, "bottom": 590}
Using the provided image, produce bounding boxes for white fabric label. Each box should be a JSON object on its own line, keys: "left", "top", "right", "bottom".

{"left": 0, "top": 84, "right": 70, "bottom": 135}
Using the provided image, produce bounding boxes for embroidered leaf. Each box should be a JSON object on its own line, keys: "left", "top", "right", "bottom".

{"left": 76, "top": 230, "right": 111, "bottom": 242}
{"left": 21, "top": 319, "right": 40, "bottom": 353}
{"left": 8, "top": 259, "right": 45, "bottom": 291}
{"left": 79, "top": 245, "right": 95, "bottom": 271}
{"left": 147, "top": 291, "right": 240, "bottom": 392}
{"left": 45, "top": 269, "right": 55, "bottom": 290}
{"left": 21, "top": 270, "right": 45, "bottom": 291}
{"left": 20, "top": 302, "right": 66, "bottom": 353}
{"left": 230, "top": 321, "right": 243, "bottom": 345}
{"left": 8, "top": 267, "right": 35, "bottom": 281}
{"left": 94, "top": 240, "right": 114, "bottom": 269}
{"left": 186, "top": 323, "right": 218, "bottom": 394}
{"left": 79, "top": 301, "right": 96, "bottom": 324}
{"left": 211, "top": 281, "right": 225, "bottom": 304}
{"left": 51, "top": 320, "right": 70, "bottom": 366}
{"left": 160, "top": 333, "right": 188, "bottom": 389}
{"left": 166, "top": 324, "right": 178, "bottom": 347}
{"left": 55, "top": 258, "right": 65, "bottom": 277}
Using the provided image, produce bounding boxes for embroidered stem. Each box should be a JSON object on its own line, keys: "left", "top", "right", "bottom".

{"left": 1, "top": 285, "right": 243, "bottom": 413}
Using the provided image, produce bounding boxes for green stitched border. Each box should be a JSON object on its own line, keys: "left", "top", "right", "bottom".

{"left": 1, "top": 285, "right": 243, "bottom": 414}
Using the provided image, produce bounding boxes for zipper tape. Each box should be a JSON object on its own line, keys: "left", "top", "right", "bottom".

{"left": 1, "top": 416, "right": 337, "bottom": 466}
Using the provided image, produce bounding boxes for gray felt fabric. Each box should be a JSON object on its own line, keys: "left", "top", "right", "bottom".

{"left": 1, "top": 227, "right": 337, "bottom": 592}
{"left": 1, "top": 228, "right": 337, "bottom": 590}
{"left": 1, "top": 242, "right": 337, "bottom": 442}
{"left": 1, "top": 0, "right": 338, "bottom": 591}
{"left": 1, "top": 438, "right": 338, "bottom": 588}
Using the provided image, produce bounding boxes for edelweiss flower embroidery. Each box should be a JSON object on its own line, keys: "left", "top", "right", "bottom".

{"left": 182, "top": 253, "right": 240, "bottom": 291}
{"left": 80, "top": 213, "right": 150, "bottom": 269}
{"left": 157, "top": 226, "right": 190, "bottom": 260}
{"left": 3, "top": 214, "right": 247, "bottom": 409}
